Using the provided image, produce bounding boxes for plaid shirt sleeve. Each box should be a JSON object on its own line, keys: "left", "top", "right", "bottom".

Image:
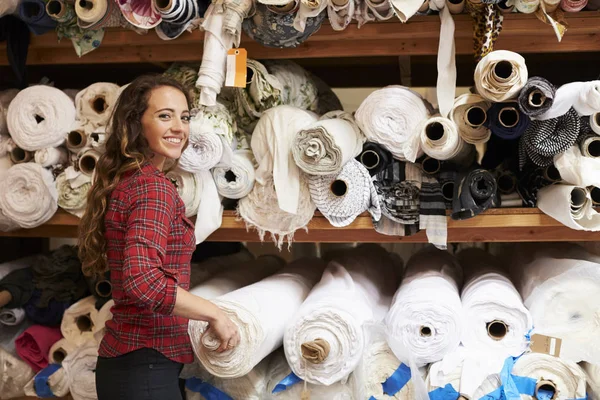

{"left": 121, "top": 175, "right": 179, "bottom": 316}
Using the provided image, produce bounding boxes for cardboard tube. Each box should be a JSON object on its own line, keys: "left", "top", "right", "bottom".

{"left": 301, "top": 338, "right": 330, "bottom": 364}
{"left": 154, "top": 0, "right": 173, "bottom": 11}
{"left": 95, "top": 280, "right": 112, "bottom": 298}
{"left": 446, "top": 0, "right": 465, "bottom": 13}
{"left": 9, "top": 147, "right": 33, "bottom": 164}
{"left": 580, "top": 136, "right": 600, "bottom": 158}
{"left": 486, "top": 320, "right": 508, "bottom": 340}
{"left": 466, "top": 106, "right": 487, "bottom": 128}
{"left": 493, "top": 61, "right": 514, "bottom": 81}
{"left": 420, "top": 326, "right": 432, "bottom": 337}
{"left": 425, "top": 121, "right": 445, "bottom": 141}
{"left": 75, "top": 313, "right": 93, "bottom": 332}
{"left": 77, "top": 0, "right": 94, "bottom": 12}
{"left": 497, "top": 172, "right": 517, "bottom": 194}
{"left": 331, "top": 0, "right": 350, "bottom": 5}
{"left": 591, "top": 113, "right": 600, "bottom": 135}
{"left": 67, "top": 130, "right": 88, "bottom": 151}
{"left": 498, "top": 107, "right": 519, "bottom": 128}
{"left": 422, "top": 157, "right": 441, "bottom": 175}
{"left": 535, "top": 380, "right": 558, "bottom": 400}
{"left": 570, "top": 187, "right": 587, "bottom": 208}
{"left": 46, "top": 0, "right": 69, "bottom": 19}
{"left": 78, "top": 150, "right": 100, "bottom": 176}
{"left": 268, "top": 0, "right": 299, "bottom": 13}
{"left": 330, "top": 179, "right": 348, "bottom": 197}
{"left": 543, "top": 165, "right": 561, "bottom": 182}
{"left": 360, "top": 150, "right": 381, "bottom": 170}
{"left": 591, "top": 187, "right": 600, "bottom": 206}
{"left": 442, "top": 181, "right": 455, "bottom": 201}
{"left": 52, "top": 348, "right": 68, "bottom": 364}
{"left": 528, "top": 89, "right": 547, "bottom": 108}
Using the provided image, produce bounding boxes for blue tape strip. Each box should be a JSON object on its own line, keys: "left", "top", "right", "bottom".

{"left": 369, "top": 397, "right": 377, "bottom": 400}
{"left": 428, "top": 383, "right": 460, "bottom": 400}
{"left": 272, "top": 372, "right": 302, "bottom": 394}
{"left": 185, "top": 377, "right": 233, "bottom": 400}
{"left": 34, "top": 364, "right": 61, "bottom": 398}
{"left": 382, "top": 363, "right": 411, "bottom": 396}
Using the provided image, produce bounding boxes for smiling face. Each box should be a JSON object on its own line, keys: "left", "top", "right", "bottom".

{"left": 140, "top": 86, "right": 191, "bottom": 170}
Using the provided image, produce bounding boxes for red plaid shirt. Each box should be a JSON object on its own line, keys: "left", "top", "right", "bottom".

{"left": 99, "top": 162, "right": 195, "bottom": 364}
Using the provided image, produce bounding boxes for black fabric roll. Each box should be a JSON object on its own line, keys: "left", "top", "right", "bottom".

{"left": 84, "top": 270, "right": 111, "bottom": 309}
{"left": 356, "top": 142, "right": 393, "bottom": 177}
{"left": 516, "top": 162, "right": 554, "bottom": 207}
{"left": 0, "top": 267, "right": 34, "bottom": 309}
{"left": 438, "top": 169, "right": 458, "bottom": 209}
{"left": 480, "top": 134, "right": 520, "bottom": 170}
{"left": 373, "top": 160, "right": 420, "bottom": 227}
{"left": 518, "top": 107, "right": 581, "bottom": 169}
{"left": 0, "top": 15, "right": 30, "bottom": 89}
{"left": 486, "top": 102, "right": 531, "bottom": 140}
{"left": 451, "top": 169, "right": 499, "bottom": 220}
{"left": 517, "top": 77, "right": 556, "bottom": 118}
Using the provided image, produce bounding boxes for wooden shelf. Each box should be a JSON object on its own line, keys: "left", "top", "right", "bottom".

{"left": 1, "top": 209, "right": 598, "bottom": 242}
{"left": 1, "top": 12, "right": 599, "bottom": 66}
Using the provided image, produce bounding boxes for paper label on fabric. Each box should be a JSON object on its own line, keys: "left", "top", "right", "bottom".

{"left": 529, "top": 334, "right": 562, "bottom": 357}
{"left": 225, "top": 48, "right": 247, "bottom": 87}
{"left": 381, "top": 363, "right": 412, "bottom": 396}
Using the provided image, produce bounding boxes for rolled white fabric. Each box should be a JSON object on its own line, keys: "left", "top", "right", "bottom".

{"left": 0, "top": 346, "right": 35, "bottom": 399}
{"left": 56, "top": 171, "right": 91, "bottom": 218}
{"left": 450, "top": 93, "right": 492, "bottom": 145}
{"left": 511, "top": 352, "right": 587, "bottom": 400}
{"left": 195, "top": 258, "right": 326, "bottom": 378}
{"left": 308, "top": 159, "right": 381, "bottom": 227}
{"left": 212, "top": 150, "right": 255, "bottom": 199}
{"left": 48, "top": 338, "right": 77, "bottom": 365}
{"left": 293, "top": 111, "right": 365, "bottom": 176}
{"left": 294, "top": 0, "right": 328, "bottom": 32}
{"left": 179, "top": 120, "right": 224, "bottom": 173}
{"left": 74, "top": 82, "right": 120, "bottom": 131}
{"left": 285, "top": 245, "right": 401, "bottom": 385}
{"left": 386, "top": 246, "right": 463, "bottom": 367}
{"left": 165, "top": 169, "right": 201, "bottom": 217}
{"left": 355, "top": 86, "right": 432, "bottom": 163}
{"left": 474, "top": 50, "right": 528, "bottom": 102}
{"left": 0, "top": 308, "right": 26, "bottom": 326}
{"left": 581, "top": 362, "right": 600, "bottom": 399}
{"left": 328, "top": 0, "right": 355, "bottom": 31}
{"left": 0, "top": 89, "right": 18, "bottom": 136}
{"left": 509, "top": 243, "right": 600, "bottom": 364}
{"left": 7, "top": 85, "right": 75, "bottom": 151}
{"left": 555, "top": 146, "right": 600, "bottom": 188}
{"left": 24, "top": 366, "right": 70, "bottom": 398}
{"left": 457, "top": 248, "right": 532, "bottom": 357}
{"left": 418, "top": 116, "right": 472, "bottom": 163}
{"left": 62, "top": 341, "right": 98, "bottom": 400}
{"left": 537, "top": 184, "right": 600, "bottom": 231}
{"left": 390, "top": 0, "right": 425, "bottom": 21}
{"left": 60, "top": 297, "right": 99, "bottom": 347}
{"left": 34, "top": 147, "right": 68, "bottom": 168}
{"left": 0, "top": 163, "right": 58, "bottom": 229}
{"left": 194, "top": 170, "right": 223, "bottom": 244}
{"left": 537, "top": 81, "right": 600, "bottom": 120}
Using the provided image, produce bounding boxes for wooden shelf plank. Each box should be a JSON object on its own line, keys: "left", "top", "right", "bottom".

{"left": 1, "top": 209, "right": 598, "bottom": 242}
{"left": 1, "top": 12, "right": 598, "bottom": 65}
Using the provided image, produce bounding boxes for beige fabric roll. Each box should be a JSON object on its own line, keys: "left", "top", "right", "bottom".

{"left": 60, "top": 297, "right": 99, "bottom": 346}
{"left": 75, "top": 82, "right": 120, "bottom": 131}
{"left": 474, "top": 50, "right": 528, "bottom": 102}
{"left": 48, "top": 338, "right": 78, "bottom": 365}
{"left": 165, "top": 169, "right": 202, "bottom": 217}
{"left": 450, "top": 93, "right": 492, "bottom": 145}
{"left": 62, "top": 341, "right": 99, "bottom": 400}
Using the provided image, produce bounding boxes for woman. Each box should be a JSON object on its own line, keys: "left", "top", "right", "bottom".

{"left": 78, "top": 75, "right": 239, "bottom": 399}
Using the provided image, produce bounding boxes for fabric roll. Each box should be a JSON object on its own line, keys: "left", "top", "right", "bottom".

{"left": 155, "top": 0, "right": 207, "bottom": 40}
{"left": 579, "top": 133, "right": 600, "bottom": 158}
{"left": 474, "top": 50, "right": 528, "bottom": 102}
{"left": 212, "top": 150, "right": 255, "bottom": 199}
{"left": 446, "top": 0, "right": 465, "bottom": 13}
{"left": 419, "top": 116, "right": 473, "bottom": 163}
{"left": 390, "top": 0, "right": 426, "bottom": 21}
{"left": 46, "top": 0, "right": 76, "bottom": 22}
{"left": 0, "top": 0, "right": 20, "bottom": 17}
{"left": 0, "top": 268, "right": 33, "bottom": 313}
{"left": 581, "top": 362, "right": 600, "bottom": 399}
{"left": 509, "top": 243, "right": 600, "bottom": 363}
{"left": 450, "top": 93, "right": 491, "bottom": 146}
{"left": 74, "top": 82, "right": 120, "bottom": 131}
{"left": 78, "top": 148, "right": 101, "bottom": 176}
{"left": 466, "top": 1, "right": 504, "bottom": 61}
{"left": 537, "top": 80, "right": 600, "bottom": 120}
{"left": 543, "top": 0, "right": 561, "bottom": 10}
{"left": 34, "top": 147, "right": 68, "bottom": 168}
{"left": 373, "top": 160, "right": 420, "bottom": 226}
{"left": 292, "top": 111, "right": 364, "bottom": 176}
{"left": 308, "top": 159, "right": 381, "bottom": 227}
{"left": 0, "top": 346, "right": 35, "bottom": 399}
{"left": 451, "top": 169, "right": 498, "bottom": 220}
{"left": 294, "top": 0, "right": 329, "bottom": 32}
{"left": 457, "top": 248, "right": 533, "bottom": 357}
{"left": 18, "top": 0, "right": 58, "bottom": 35}
{"left": 355, "top": 86, "right": 433, "bottom": 162}
{"left": 7, "top": 85, "right": 75, "bottom": 151}
{"left": 8, "top": 145, "right": 34, "bottom": 164}
{"left": 0, "top": 308, "right": 26, "bottom": 326}
{"left": 327, "top": 0, "right": 355, "bottom": 30}
{"left": 195, "top": 258, "right": 327, "bottom": 378}
{"left": 386, "top": 246, "right": 463, "bottom": 367}
{"left": 537, "top": 184, "right": 600, "bottom": 231}
{"left": 285, "top": 245, "right": 401, "bottom": 385}
{"left": 163, "top": 63, "right": 201, "bottom": 107}
{"left": 0, "top": 163, "right": 58, "bottom": 229}
{"left": 486, "top": 101, "right": 530, "bottom": 140}
{"left": 518, "top": 107, "right": 581, "bottom": 168}
{"left": 591, "top": 112, "right": 600, "bottom": 134}
{"left": 56, "top": 171, "right": 91, "bottom": 218}
{"left": 356, "top": 142, "right": 393, "bottom": 177}
{"left": 24, "top": 365, "right": 70, "bottom": 398}
{"left": 518, "top": 77, "right": 556, "bottom": 118}
{"left": 0, "top": 89, "right": 18, "bottom": 136}
{"left": 48, "top": 338, "right": 77, "bottom": 365}
{"left": 514, "top": 0, "right": 540, "bottom": 12}
{"left": 15, "top": 325, "right": 62, "bottom": 372}
{"left": 24, "top": 292, "right": 72, "bottom": 328}
{"left": 60, "top": 297, "right": 99, "bottom": 346}
{"left": 165, "top": 169, "right": 201, "bottom": 217}
{"left": 65, "top": 129, "right": 89, "bottom": 154}
{"left": 500, "top": 192, "right": 523, "bottom": 207}
{"left": 75, "top": 0, "right": 123, "bottom": 29}
{"left": 555, "top": 146, "right": 600, "bottom": 188}
{"left": 62, "top": 341, "right": 98, "bottom": 400}
{"left": 116, "top": 0, "right": 162, "bottom": 29}
{"left": 560, "top": 0, "right": 588, "bottom": 10}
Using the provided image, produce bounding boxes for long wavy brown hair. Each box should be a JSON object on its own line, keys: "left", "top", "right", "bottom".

{"left": 78, "top": 74, "right": 192, "bottom": 277}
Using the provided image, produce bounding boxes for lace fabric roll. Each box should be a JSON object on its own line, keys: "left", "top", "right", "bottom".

{"left": 581, "top": 362, "right": 600, "bottom": 398}
{"left": 555, "top": 146, "right": 600, "bottom": 188}
{"left": 474, "top": 50, "right": 528, "bottom": 102}
{"left": 450, "top": 93, "right": 492, "bottom": 146}
{"left": 56, "top": 171, "right": 91, "bottom": 218}
{"left": 293, "top": 111, "right": 364, "bottom": 176}
{"left": 165, "top": 169, "right": 201, "bottom": 217}
{"left": 537, "top": 80, "right": 600, "bottom": 120}
{"left": 284, "top": 245, "right": 401, "bottom": 385}
{"left": 0, "top": 163, "right": 58, "bottom": 229}
{"left": 0, "top": 346, "right": 35, "bottom": 399}
{"left": 356, "top": 142, "right": 393, "bottom": 177}
{"left": 308, "top": 159, "right": 381, "bottom": 227}
{"left": 486, "top": 101, "right": 530, "bottom": 140}
{"left": 451, "top": 169, "right": 498, "bottom": 220}
{"left": 212, "top": 150, "right": 255, "bottom": 199}
{"left": 0, "top": 89, "right": 18, "bottom": 136}
{"left": 457, "top": 248, "right": 533, "bottom": 357}
{"left": 62, "top": 341, "right": 98, "bottom": 400}
{"left": 195, "top": 258, "right": 326, "bottom": 378}
{"left": 355, "top": 86, "right": 433, "bottom": 162}
{"left": 74, "top": 82, "right": 120, "bottom": 131}
{"left": 518, "top": 77, "right": 555, "bottom": 118}
{"left": 419, "top": 116, "right": 473, "bottom": 164}
{"left": 386, "top": 246, "right": 463, "bottom": 367}
{"left": 537, "top": 184, "right": 600, "bottom": 231}
{"left": 518, "top": 107, "right": 581, "bottom": 168}
{"left": 7, "top": 85, "right": 75, "bottom": 151}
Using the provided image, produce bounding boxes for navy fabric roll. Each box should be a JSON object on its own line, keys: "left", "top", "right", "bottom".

{"left": 486, "top": 102, "right": 530, "bottom": 140}
{"left": 24, "top": 290, "right": 72, "bottom": 327}
{"left": 356, "top": 142, "right": 393, "bottom": 177}
{"left": 18, "top": 0, "right": 57, "bottom": 35}
{"left": 451, "top": 169, "right": 499, "bottom": 220}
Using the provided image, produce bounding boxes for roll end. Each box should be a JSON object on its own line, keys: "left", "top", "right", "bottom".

{"left": 486, "top": 320, "right": 508, "bottom": 340}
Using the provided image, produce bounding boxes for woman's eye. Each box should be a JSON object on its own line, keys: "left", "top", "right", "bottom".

{"left": 182, "top": 115, "right": 191, "bottom": 123}
{"left": 159, "top": 113, "right": 172, "bottom": 120}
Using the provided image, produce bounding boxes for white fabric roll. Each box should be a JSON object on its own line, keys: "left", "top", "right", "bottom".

{"left": 554, "top": 146, "right": 600, "bottom": 188}
{"left": 293, "top": 111, "right": 365, "bottom": 176}
{"left": 474, "top": 50, "right": 528, "bottom": 102}
{"left": 60, "top": 297, "right": 99, "bottom": 347}
{"left": 457, "top": 248, "right": 532, "bottom": 357}
{"left": 252, "top": 105, "right": 318, "bottom": 214}
{"left": 0, "top": 163, "right": 58, "bottom": 229}
{"left": 509, "top": 243, "right": 600, "bottom": 364}
{"left": 212, "top": 149, "right": 255, "bottom": 199}
{"left": 56, "top": 171, "right": 91, "bottom": 218}
{"left": 48, "top": 338, "right": 78, "bottom": 365}
{"left": 450, "top": 93, "right": 492, "bottom": 145}
{"left": 294, "top": 0, "right": 328, "bottom": 32}
{"left": 0, "top": 89, "right": 18, "bottom": 136}
{"left": 581, "top": 362, "right": 600, "bottom": 399}
{"left": 195, "top": 258, "right": 326, "bottom": 378}
{"left": 355, "top": 86, "right": 432, "bottom": 162}
{"left": 285, "top": 245, "right": 402, "bottom": 385}
{"left": 537, "top": 184, "right": 600, "bottom": 231}
{"left": 390, "top": 0, "right": 426, "bottom": 21}
{"left": 165, "top": 169, "right": 201, "bottom": 218}
{"left": 0, "top": 346, "right": 35, "bottom": 399}
{"left": 178, "top": 124, "right": 223, "bottom": 173}
{"left": 418, "top": 116, "right": 471, "bottom": 163}
{"left": 24, "top": 366, "right": 70, "bottom": 398}
{"left": 62, "top": 341, "right": 98, "bottom": 400}
{"left": 0, "top": 308, "right": 25, "bottom": 326}
{"left": 7, "top": 85, "right": 75, "bottom": 151}
{"left": 328, "top": 0, "right": 355, "bottom": 31}
{"left": 511, "top": 352, "right": 587, "bottom": 400}
{"left": 537, "top": 81, "right": 600, "bottom": 120}
{"left": 386, "top": 246, "right": 463, "bottom": 367}
{"left": 74, "top": 82, "right": 120, "bottom": 131}
{"left": 34, "top": 147, "right": 68, "bottom": 168}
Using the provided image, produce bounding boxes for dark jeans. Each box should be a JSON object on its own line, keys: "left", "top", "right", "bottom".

{"left": 96, "top": 348, "right": 185, "bottom": 400}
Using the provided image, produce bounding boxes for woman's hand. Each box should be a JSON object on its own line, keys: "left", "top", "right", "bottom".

{"left": 206, "top": 311, "right": 240, "bottom": 353}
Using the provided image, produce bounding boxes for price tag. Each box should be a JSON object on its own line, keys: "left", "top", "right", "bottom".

{"left": 225, "top": 48, "right": 247, "bottom": 88}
